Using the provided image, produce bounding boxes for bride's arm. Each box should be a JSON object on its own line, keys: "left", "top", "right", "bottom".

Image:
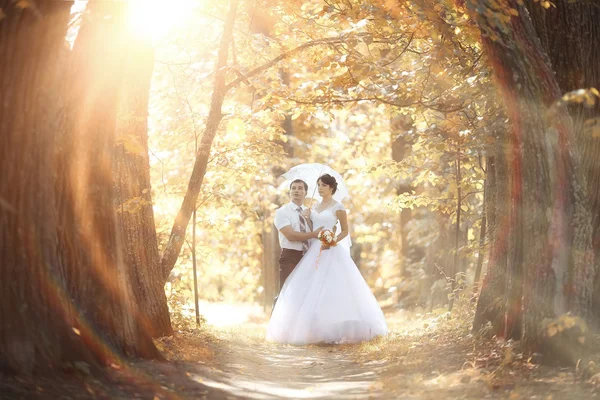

{"left": 335, "top": 210, "right": 349, "bottom": 243}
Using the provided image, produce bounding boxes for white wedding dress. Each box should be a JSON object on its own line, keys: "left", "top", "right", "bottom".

{"left": 267, "top": 201, "right": 388, "bottom": 345}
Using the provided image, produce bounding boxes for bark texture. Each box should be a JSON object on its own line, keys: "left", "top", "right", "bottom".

{"left": 525, "top": 0, "right": 600, "bottom": 328}
{"left": 57, "top": 1, "right": 162, "bottom": 363}
{"left": 113, "top": 32, "right": 172, "bottom": 338}
{"left": 0, "top": 0, "right": 80, "bottom": 374}
{"left": 0, "top": 1, "right": 161, "bottom": 374}
{"left": 469, "top": 0, "right": 595, "bottom": 360}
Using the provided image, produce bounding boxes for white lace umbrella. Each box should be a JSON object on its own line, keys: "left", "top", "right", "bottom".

{"left": 280, "top": 163, "right": 348, "bottom": 202}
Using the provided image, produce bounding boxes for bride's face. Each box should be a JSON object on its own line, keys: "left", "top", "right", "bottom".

{"left": 317, "top": 180, "right": 332, "bottom": 197}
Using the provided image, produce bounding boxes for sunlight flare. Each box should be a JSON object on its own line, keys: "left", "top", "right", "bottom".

{"left": 128, "top": 0, "right": 195, "bottom": 40}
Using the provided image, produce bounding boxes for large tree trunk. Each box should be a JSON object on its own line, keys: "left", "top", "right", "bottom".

{"left": 473, "top": 152, "right": 505, "bottom": 333}
{"left": 113, "top": 30, "right": 172, "bottom": 338}
{"left": 525, "top": 0, "right": 600, "bottom": 329}
{"left": 473, "top": 127, "right": 522, "bottom": 339}
{"left": 57, "top": 1, "right": 161, "bottom": 363}
{"left": 261, "top": 221, "right": 281, "bottom": 310}
{"left": 0, "top": 0, "right": 85, "bottom": 374}
{"left": 0, "top": 1, "right": 160, "bottom": 374}
{"left": 469, "top": 0, "right": 595, "bottom": 361}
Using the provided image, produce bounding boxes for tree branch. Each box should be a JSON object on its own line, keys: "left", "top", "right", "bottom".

{"left": 225, "top": 37, "right": 344, "bottom": 92}
{"left": 160, "top": 0, "right": 240, "bottom": 281}
{"left": 224, "top": 32, "right": 400, "bottom": 92}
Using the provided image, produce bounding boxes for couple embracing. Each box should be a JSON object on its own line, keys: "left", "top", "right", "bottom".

{"left": 267, "top": 173, "right": 388, "bottom": 345}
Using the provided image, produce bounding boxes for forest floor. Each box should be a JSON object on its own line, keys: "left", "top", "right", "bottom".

{"left": 2, "top": 300, "right": 600, "bottom": 400}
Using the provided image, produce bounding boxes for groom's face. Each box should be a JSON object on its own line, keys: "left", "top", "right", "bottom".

{"left": 290, "top": 182, "right": 306, "bottom": 202}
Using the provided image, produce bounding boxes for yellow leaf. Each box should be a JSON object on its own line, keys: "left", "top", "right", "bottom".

{"left": 508, "top": 8, "right": 519, "bottom": 16}
{"left": 547, "top": 325, "right": 558, "bottom": 337}
{"left": 578, "top": 336, "right": 586, "bottom": 344}
{"left": 563, "top": 316, "right": 576, "bottom": 329}
{"left": 468, "top": 228, "right": 475, "bottom": 241}
{"left": 584, "top": 93, "right": 596, "bottom": 107}
{"left": 72, "top": 327, "right": 81, "bottom": 336}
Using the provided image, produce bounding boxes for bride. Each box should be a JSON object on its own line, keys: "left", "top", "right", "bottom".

{"left": 267, "top": 174, "right": 388, "bottom": 345}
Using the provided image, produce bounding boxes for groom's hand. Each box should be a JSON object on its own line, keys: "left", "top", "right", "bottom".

{"left": 311, "top": 226, "right": 324, "bottom": 238}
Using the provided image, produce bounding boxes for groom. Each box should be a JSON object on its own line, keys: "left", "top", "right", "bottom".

{"left": 273, "top": 179, "right": 321, "bottom": 300}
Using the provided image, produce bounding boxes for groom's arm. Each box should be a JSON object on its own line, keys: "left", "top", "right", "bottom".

{"left": 279, "top": 225, "right": 320, "bottom": 242}
{"left": 274, "top": 207, "right": 322, "bottom": 242}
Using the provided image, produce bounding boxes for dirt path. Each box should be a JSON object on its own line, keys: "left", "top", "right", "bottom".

{"left": 1, "top": 307, "right": 598, "bottom": 399}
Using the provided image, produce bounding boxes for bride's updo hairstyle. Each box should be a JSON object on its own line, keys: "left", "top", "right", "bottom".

{"left": 317, "top": 174, "right": 338, "bottom": 194}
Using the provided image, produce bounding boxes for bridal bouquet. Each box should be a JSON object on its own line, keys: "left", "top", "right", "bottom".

{"left": 318, "top": 229, "right": 336, "bottom": 247}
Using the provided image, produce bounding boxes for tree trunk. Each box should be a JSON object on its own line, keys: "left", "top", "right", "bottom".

{"left": 449, "top": 149, "right": 462, "bottom": 311}
{"left": 113, "top": 31, "right": 172, "bottom": 338}
{"left": 160, "top": 0, "right": 240, "bottom": 281}
{"left": 390, "top": 114, "right": 414, "bottom": 274}
{"left": 261, "top": 221, "right": 281, "bottom": 310}
{"left": 525, "top": 0, "right": 600, "bottom": 329}
{"left": 0, "top": 0, "right": 85, "bottom": 374}
{"left": 0, "top": 1, "right": 160, "bottom": 374}
{"left": 469, "top": 0, "right": 595, "bottom": 360}
{"left": 472, "top": 169, "right": 487, "bottom": 294}
{"left": 473, "top": 141, "right": 513, "bottom": 336}
{"left": 426, "top": 216, "right": 452, "bottom": 310}
{"left": 56, "top": 1, "right": 161, "bottom": 363}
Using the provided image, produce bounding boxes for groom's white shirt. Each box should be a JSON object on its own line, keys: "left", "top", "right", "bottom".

{"left": 274, "top": 202, "right": 307, "bottom": 251}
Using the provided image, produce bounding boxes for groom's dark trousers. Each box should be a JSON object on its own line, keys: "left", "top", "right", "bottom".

{"left": 272, "top": 248, "right": 303, "bottom": 311}
{"left": 279, "top": 248, "right": 303, "bottom": 289}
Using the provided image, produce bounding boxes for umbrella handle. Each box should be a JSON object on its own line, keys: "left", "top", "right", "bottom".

{"left": 309, "top": 186, "right": 318, "bottom": 208}
{"left": 307, "top": 167, "right": 322, "bottom": 208}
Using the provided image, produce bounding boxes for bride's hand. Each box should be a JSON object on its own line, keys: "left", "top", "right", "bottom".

{"left": 302, "top": 208, "right": 311, "bottom": 219}
{"left": 312, "top": 226, "right": 323, "bottom": 238}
